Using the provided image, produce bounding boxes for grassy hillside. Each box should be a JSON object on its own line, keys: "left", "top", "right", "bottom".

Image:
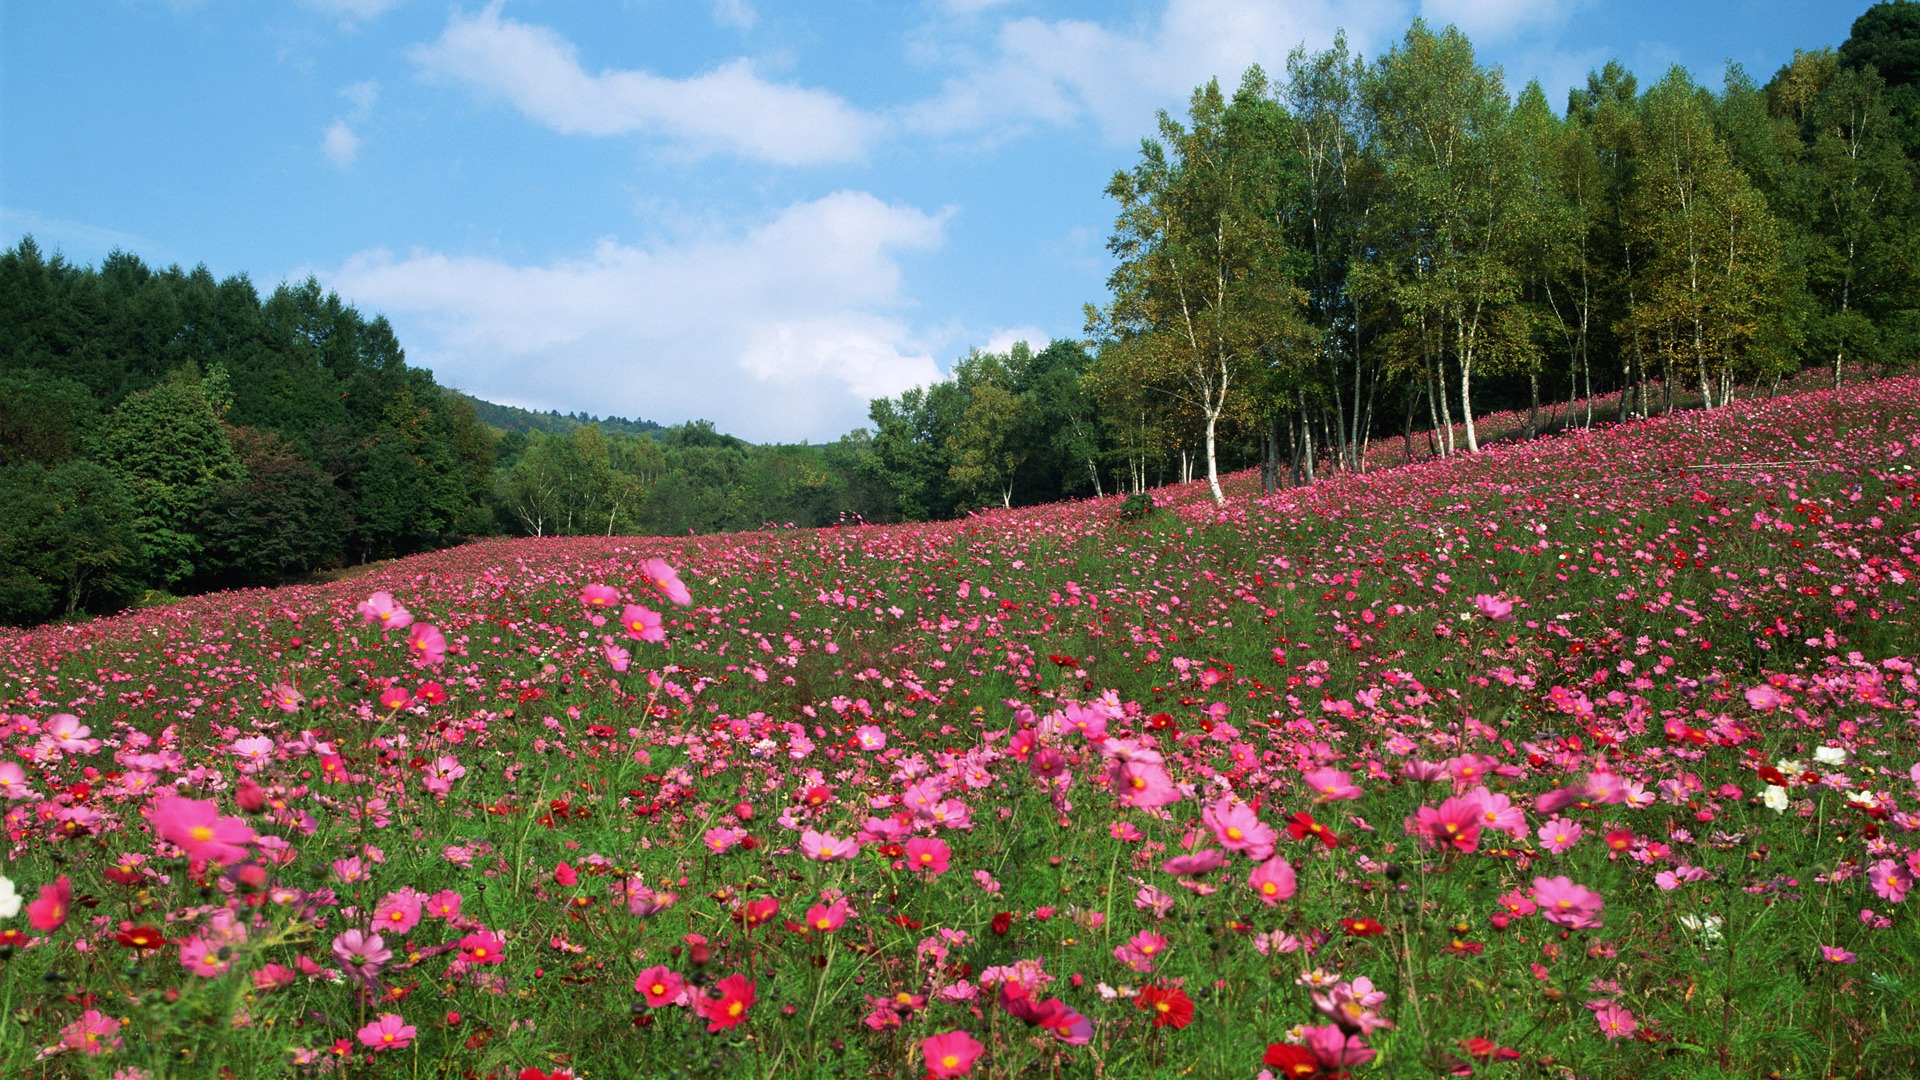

{"left": 0, "top": 377, "right": 1915, "bottom": 1078}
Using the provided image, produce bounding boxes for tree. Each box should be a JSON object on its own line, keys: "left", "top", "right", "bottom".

{"left": 1092, "top": 70, "right": 1306, "bottom": 504}
{"left": 93, "top": 369, "right": 242, "bottom": 587}
{"left": 0, "top": 461, "right": 145, "bottom": 623}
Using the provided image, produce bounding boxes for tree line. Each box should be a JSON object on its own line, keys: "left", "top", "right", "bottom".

{"left": 6, "top": 4, "right": 1919, "bottom": 622}
{"left": 872, "top": 5, "right": 1920, "bottom": 509}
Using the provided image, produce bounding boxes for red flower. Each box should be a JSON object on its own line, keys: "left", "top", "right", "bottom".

{"left": 1287, "top": 812, "right": 1341, "bottom": 849}
{"left": 115, "top": 925, "right": 167, "bottom": 950}
{"left": 1135, "top": 984, "right": 1194, "bottom": 1029}
{"left": 990, "top": 911, "right": 1014, "bottom": 936}
{"left": 1263, "top": 1042, "right": 1321, "bottom": 1077}
{"left": 1341, "top": 917, "right": 1386, "bottom": 938}
{"left": 695, "top": 973, "right": 757, "bottom": 1032}
{"left": 1459, "top": 1037, "right": 1521, "bottom": 1062}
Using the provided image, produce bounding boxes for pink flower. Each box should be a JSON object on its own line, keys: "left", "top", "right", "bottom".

{"left": 1537, "top": 817, "right": 1584, "bottom": 854}
{"left": 1202, "top": 795, "right": 1276, "bottom": 860}
{"left": 458, "top": 930, "right": 506, "bottom": 965}
{"left": 1744, "top": 684, "right": 1786, "bottom": 711}
{"left": 1302, "top": 767, "right": 1363, "bottom": 801}
{"left": 1590, "top": 1000, "right": 1636, "bottom": 1040}
{"left": 1161, "top": 848, "right": 1227, "bottom": 876}
{"left": 267, "top": 683, "right": 305, "bottom": 713}
{"left": 904, "top": 837, "right": 951, "bottom": 876}
{"left": 1473, "top": 594, "right": 1515, "bottom": 621}
{"left": 356, "top": 591, "right": 413, "bottom": 630}
{"left": 1869, "top": 859, "right": 1912, "bottom": 904}
{"left": 1532, "top": 876, "right": 1605, "bottom": 930}
{"left": 1112, "top": 761, "right": 1181, "bottom": 808}
{"left": 407, "top": 623, "right": 447, "bottom": 668}
{"left": 372, "top": 891, "right": 424, "bottom": 935}
{"left": 357, "top": 1013, "right": 416, "bottom": 1051}
{"left": 580, "top": 583, "right": 622, "bottom": 608}
{"left": 1247, "top": 857, "right": 1297, "bottom": 905}
{"left": 634, "top": 965, "right": 687, "bottom": 1006}
{"left": 27, "top": 875, "right": 71, "bottom": 932}
{"left": 799, "top": 830, "right": 859, "bottom": 862}
{"left": 1302, "top": 1023, "right": 1376, "bottom": 1068}
{"left": 620, "top": 603, "right": 665, "bottom": 644}
{"left": 921, "top": 1030, "right": 985, "bottom": 1078}
{"left": 855, "top": 725, "right": 887, "bottom": 750}
{"left": 333, "top": 929, "right": 392, "bottom": 976}
{"left": 1820, "top": 946, "right": 1858, "bottom": 963}
{"left": 602, "top": 641, "right": 631, "bottom": 672}
{"left": 151, "top": 796, "right": 256, "bottom": 866}
{"left": 59, "top": 1009, "right": 122, "bottom": 1056}
{"left": 425, "top": 890, "right": 463, "bottom": 920}
{"left": 641, "top": 558, "right": 693, "bottom": 606}
{"left": 805, "top": 899, "right": 849, "bottom": 933}
{"left": 1409, "top": 794, "right": 1485, "bottom": 852}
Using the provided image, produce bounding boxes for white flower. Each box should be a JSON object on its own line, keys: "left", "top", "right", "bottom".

{"left": 1762, "top": 785, "right": 1791, "bottom": 813}
{"left": 1845, "top": 790, "right": 1880, "bottom": 809}
{"left": 1814, "top": 746, "right": 1848, "bottom": 766}
{"left": 1678, "top": 913, "right": 1724, "bottom": 945}
{"left": 0, "top": 874, "right": 20, "bottom": 919}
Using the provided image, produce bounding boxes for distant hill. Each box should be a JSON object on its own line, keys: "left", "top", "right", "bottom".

{"left": 452, "top": 391, "right": 666, "bottom": 438}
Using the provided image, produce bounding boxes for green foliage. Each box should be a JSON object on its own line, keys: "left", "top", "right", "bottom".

{"left": 93, "top": 370, "right": 243, "bottom": 587}
{"left": 1117, "top": 492, "right": 1158, "bottom": 521}
{"left": 0, "top": 459, "right": 145, "bottom": 623}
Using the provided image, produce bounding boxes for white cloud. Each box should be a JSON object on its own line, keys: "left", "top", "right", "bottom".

{"left": 410, "top": 4, "right": 875, "bottom": 165}
{"left": 324, "top": 192, "right": 951, "bottom": 442}
{"left": 340, "top": 79, "right": 380, "bottom": 117}
{"left": 302, "top": 0, "right": 403, "bottom": 25}
{"left": 322, "top": 120, "right": 361, "bottom": 167}
{"left": 905, "top": 0, "right": 1410, "bottom": 143}
{"left": 982, "top": 326, "right": 1049, "bottom": 355}
{"left": 708, "top": 0, "right": 757, "bottom": 31}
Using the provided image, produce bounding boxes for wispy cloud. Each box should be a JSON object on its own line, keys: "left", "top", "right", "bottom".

{"left": 321, "top": 120, "right": 362, "bottom": 168}
{"left": 410, "top": 4, "right": 876, "bottom": 165}
{"left": 708, "top": 0, "right": 757, "bottom": 32}
{"left": 301, "top": 0, "right": 404, "bottom": 27}
{"left": 324, "top": 192, "right": 951, "bottom": 441}
{"left": 904, "top": 0, "right": 1410, "bottom": 143}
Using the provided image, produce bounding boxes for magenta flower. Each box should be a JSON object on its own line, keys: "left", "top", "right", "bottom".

{"left": 333, "top": 929, "right": 393, "bottom": 978}
{"left": 1408, "top": 794, "right": 1485, "bottom": 852}
{"left": 1589, "top": 1000, "right": 1637, "bottom": 1040}
{"left": 1473, "top": 593, "right": 1515, "bottom": 621}
{"left": 921, "top": 1030, "right": 985, "bottom": 1077}
{"left": 904, "top": 837, "right": 952, "bottom": 876}
{"left": 1820, "top": 946, "right": 1858, "bottom": 964}
{"left": 1202, "top": 795, "right": 1277, "bottom": 860}
{"left": 805, "top": 898, "right": 849, "bottom": 933}
{"left": 1868, "top": 859, "right": 1912, "bottom": 904}
{"left": 357, "top": 1013, "right": 416, "bottom": 1051}
{"left": 58, "top": 1009, "right": 122, "bottom": 1056}
{"left": 26, "top": 874, "right": 71, "bottom": 932}
{"left": 580, "top": 583, "right": 622, "bottom": 608}
{"left": 620, "top": 603, "right": 665, "bottom": 644}
{"left": 634, "top": 965, "right": 687, "bottom": 1006}
{"left": 641, "top": 558, "right": 693, "bottom": 606}
{"left": 151, "top": 795, "right": 256, "bottom": 867}
{"left": 799, "top": 829, "right": 859, "bottom": 862}
{"left": 1302, "top": 767, "right": 1363, "bottom": 801}
{"left": 1302, "top": 1023, "right": 1377, "bottom": 1068}
{"left": 1161, "top": 848, "right": 1227, "bottom": 876}
{"left": 1538, "top": 817, "right": 1584, "bottom": 854}
{"left": 1247, "top": 857, "right": 1297, "bottom": 905}
{"left": 1533, "top": 876, "right": 1605, "bottom": 930}
{"left": 1112, "top": 761, "right": 1181, "bottom": 808}
{"left": 372, "top": 890, "right": 424, "bottom": 935}
{"left": 406, "top": 622, "right": 446, "bottom": 668}
{"left": 356, "top": 591, "right": 413, "bottom": 630}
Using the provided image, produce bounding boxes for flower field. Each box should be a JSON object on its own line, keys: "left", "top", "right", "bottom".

{"left": 2, "top": 378, "right": 1918, "bottom": 1079}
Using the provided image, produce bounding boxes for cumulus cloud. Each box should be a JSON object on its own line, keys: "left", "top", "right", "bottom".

{"left": 324, "top": 192, "right": 951, "bottom": 442}
{"left": 904, "top": 0, "right": 1410, "bottom": 143}
{"left": 410, "top": 4, "right": 875, "bottom": 165}
{"left": 981, "top": 326, "right": 1050, "bottom": 355}
{"left": 321, "top": 120, "right": 361, "bottom": 167}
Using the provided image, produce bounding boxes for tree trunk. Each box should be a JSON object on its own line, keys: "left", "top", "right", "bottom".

{"left": 1203, "top": 411, "right": 1225, "bottom": 506}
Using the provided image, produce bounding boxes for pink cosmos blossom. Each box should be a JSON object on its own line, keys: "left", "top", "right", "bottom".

{"left": 921, "top": 1030, "right": 985, "bottom": 1078}
{"left": 267, "top": 684, "right": 304, "bottom": 713}
{"left": 372, "top": 890, "right": 424, "bottom": 935}
{"left": 1590, "top": 1000, "right": 1637, "bottom": 1040}
{"left": 378, "top": 685, "right": 413, "bottom": 710}
{"left": 1115, "top": 930, "right": 1170, "bottom": 972}
{"left": 1533, "top": 876, "right": 1605, "bottom": 930}
{"left": 178, "top": 935, "right": 230, "bottom": 977}
{"left": 1471, "top": 788, "right": 1529, "bottom": 839}
{"left": 620, "top": 603, "right": 665, "bottom": 644}
{"left": 1744, "top": 684, "right": 1786, "bottom": 711}
{"left": 1473, "top": 594, "right": 1515, "bottom": 621}
{"left": 635, "top": 965, "right": 687, "bottom": 1006}
{"left": 1247, "top": 857, "right": 1297, "bottom": 905}
{"left": 854, "top": 725, "right": 887, "bottom": 750}
{"left": 704, "top": 828, "right": 746, "bottom": 853}
{"left": 59, "top": 1009, "right": 121, "bottom": 1056}
{"left": 694, "top": 973, "right": 756, "bottom": 1032}
{"left": 1868, "top": 859, "right": 1911, "bottom": 904}
{"left": 603, "top": 640, "right": 631, "bottom": 672}
{"left": 1112, "top": 761, "right": 1181, "bottom": 808}
{"left": 0, "top": 761, "right": 35, "bottom": 800}
{"left": 27, "top": 874, "right": 71, "bottom": 932}
{"left": 640, "top": 558, "right": 693, "bottom": 606}
{"left": 1311, "top": 978, "right": 1395, "bottom": 1036}
{"left": 903, "top": 837, "right": 952, "bottom": 876}
{"left": 425, "top": 890, "right": 463, "bottom": 920}
{"left": 1301, "top": 1024, "right": 1377, "bottom": 1068}
{"left": 799, "top": 830, "right": 859, "bottom": 862}
{"left": 458, "top": 930, "right": 506, "bottom": 965}
{"left": 332, "top": 929, "right": 392, "bottom": 976}
{"left": 356, "top": 591, "right": 412, "bottom": 630}
{"left": 1820, "top": 946, "right": 1858, "bottom": 963}
{"left": 1162, "top": 848, "right": 1227, "bottom": 876}
{"left": 806, "top": 899, "right": 849, "bottom": 933}
{"left": 580, "top": 583, "right": 621, "bottom": 608}
{"left": 1538, "top": 817, "right": 1584, "bottom": 854}
{"left": 1408, "top": 794, "right": 1485, "bottom": 852}
{"left": 1302, "top": 767, "right": 1363, "bottom": 801}
{"left": 406, "top": 623, "right": 446, "bottom": 668}
{"left": 1202, "top": 795, "right": 1277, "bottom": 860}
{"left": 356, "top": 1013, "right": 416, "bottom": 1051}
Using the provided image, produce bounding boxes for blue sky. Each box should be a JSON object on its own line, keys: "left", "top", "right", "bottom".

{"left": 2, "top": 0, "right": 1862, "bottom": 442}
